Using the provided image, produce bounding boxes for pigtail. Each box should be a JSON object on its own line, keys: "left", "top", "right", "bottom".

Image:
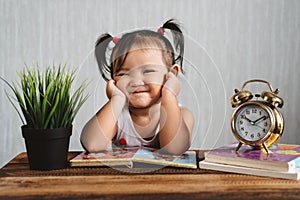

{"left": 162, "top": 19, "right": 184, "bottom": 68}
{"left": 95, "top": 33, "right": 113, "bottom": 81}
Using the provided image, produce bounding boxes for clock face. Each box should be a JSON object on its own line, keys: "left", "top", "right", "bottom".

{"left": 234, "top": 104, "right": 271, "bottom": 142}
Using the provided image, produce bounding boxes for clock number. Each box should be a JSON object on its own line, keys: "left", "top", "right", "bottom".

{"left": 246, "top": 110, "right": 250, "bottom": 115}
{"left": 264, "top": 122, "right": 268, "bottom": 127}
{"left": 257, "top": 132, "right": 261, "bottom": 138}
{"left": 241, "top": 115, "right": 246, "bottom": 119}
{"left": 259, "top": 111, "right": 262, "bottom": 115}
{"left": 240, "top": 120, "right": 243, "bottom": 125}
{"left": 251, "top": 134, "right": 254, "bottom": 138}
{"left": 252, "top": 109, "right": 257, "bottom": 114}
{"left": 241, "top": 127, "right": 245, "bottom": 131}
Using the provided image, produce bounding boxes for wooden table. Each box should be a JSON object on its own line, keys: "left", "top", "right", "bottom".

{"left": 1, "top": 152, "right": 300, "bottom": 199}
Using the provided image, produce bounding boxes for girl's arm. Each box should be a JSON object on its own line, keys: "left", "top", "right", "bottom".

{"left": 159, "top": 72, "right": 194, "bottom": 155}
{"left": 80, "top": 80, "right": 126, "bottom": 152}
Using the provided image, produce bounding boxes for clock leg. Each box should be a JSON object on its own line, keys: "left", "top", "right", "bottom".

{"left": 235, "top": 142, "right": 243, "bottom": 152}
{"left": 262, "top": 143, "right": 270, "bottom": 154}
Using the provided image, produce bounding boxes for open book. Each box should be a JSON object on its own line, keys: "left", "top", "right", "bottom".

{"left": 70, "top": 147, "right": 197, "bottom": 169}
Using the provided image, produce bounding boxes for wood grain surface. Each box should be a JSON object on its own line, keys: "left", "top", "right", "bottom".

{"left": 1, "top": 152, "right": 300, "bottom": 200}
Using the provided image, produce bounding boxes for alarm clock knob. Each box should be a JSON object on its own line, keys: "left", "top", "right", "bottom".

{"left": 261, "top": 89, "right": 284, "bottom": 108}
{"left": 230, "top": 89, "right": 253, "bottom": 108}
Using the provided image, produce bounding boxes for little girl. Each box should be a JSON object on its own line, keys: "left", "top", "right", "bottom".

{"left": 81, "top": 19, "right": 194, "bottom": 155}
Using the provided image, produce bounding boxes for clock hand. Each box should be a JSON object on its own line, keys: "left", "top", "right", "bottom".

{"left": 244, "top": 116, "right": 253, "bottom": 123}
{"left": 244, "top": 116, "right": 256, "bottom": 125}
{"left": 253, "top": 116, "right": 267, "bottom": 124}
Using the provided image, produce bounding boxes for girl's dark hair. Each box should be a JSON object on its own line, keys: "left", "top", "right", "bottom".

{"left": 95, "top": 19, "right": 184, "bottom": 81}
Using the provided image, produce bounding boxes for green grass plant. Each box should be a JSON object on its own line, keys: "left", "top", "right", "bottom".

{"left": 1, "top": 64, "right": 88, "bottom": 129}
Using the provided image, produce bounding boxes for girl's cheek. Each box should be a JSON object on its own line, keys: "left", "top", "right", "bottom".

{"left": 144, "top": 74, "right": 165, "bottom": 86}
{"left": 116, "top": 78, "right": 129, "bottom": 93}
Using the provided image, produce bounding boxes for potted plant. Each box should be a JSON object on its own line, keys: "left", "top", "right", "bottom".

{"left": 1, "top": 64, "right": 88, "bottom": 170}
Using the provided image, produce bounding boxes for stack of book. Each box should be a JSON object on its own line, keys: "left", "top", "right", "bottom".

{"left": 199, "top": 142, "right": 300, "bottom": 180}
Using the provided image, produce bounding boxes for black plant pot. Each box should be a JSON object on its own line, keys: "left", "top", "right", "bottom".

{"left": 22, "top": 126, "right": 72, "bottom": 170}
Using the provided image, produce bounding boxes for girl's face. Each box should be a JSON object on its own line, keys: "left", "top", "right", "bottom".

{"left": 113, "top": 49, "right": 168, "bottom": 109}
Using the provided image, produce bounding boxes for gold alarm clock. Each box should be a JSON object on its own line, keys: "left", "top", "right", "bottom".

{"left": 230, "top": 79, "right": 284, "bottom": 154}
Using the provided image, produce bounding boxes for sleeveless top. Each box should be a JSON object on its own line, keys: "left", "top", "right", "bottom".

{"left": 112, "top": 106, "right": 160, "bottom": 148}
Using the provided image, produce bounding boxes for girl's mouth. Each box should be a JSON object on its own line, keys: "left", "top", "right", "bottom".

{"left": 131, "top": 90, "right": 148, "bottom": 95}
{"left": 129, "top": 87, "right": 149, "bottom": 94}
{"left": 133, "top": 89, "right": 147, "bottom": 93}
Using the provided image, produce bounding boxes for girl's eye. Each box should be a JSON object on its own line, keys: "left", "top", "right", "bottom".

{"left": 143, "top": 69, "right": 156, "bottom": 74}
{"left": 116, "top": 72, "right": 129, "bottom": 77}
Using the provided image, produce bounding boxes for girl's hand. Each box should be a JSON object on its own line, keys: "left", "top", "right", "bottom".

{"left": 162, "top": 72, "right": 181, "bottom": 97}
{"left": 106, "top": 80, "right": 126, "bottom": 100}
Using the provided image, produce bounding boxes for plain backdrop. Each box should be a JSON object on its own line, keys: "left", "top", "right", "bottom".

{"left": 1, "top": 0, "right": 299, "bottom": 167}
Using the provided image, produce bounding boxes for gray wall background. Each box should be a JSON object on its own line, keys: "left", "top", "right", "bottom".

{"left": 1, "top": 0, "right": 299, "bottom": 167}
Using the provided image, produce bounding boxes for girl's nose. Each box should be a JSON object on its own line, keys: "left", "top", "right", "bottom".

{"left": 129, "top": 72, "right": 145, "bottom": 87}
{"left": 129, "top": 77, "right": 144, "bottom": 87}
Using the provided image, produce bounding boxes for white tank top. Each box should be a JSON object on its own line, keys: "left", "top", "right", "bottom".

{"left": 113, "top": 106, "right": 160, "bottom": 148}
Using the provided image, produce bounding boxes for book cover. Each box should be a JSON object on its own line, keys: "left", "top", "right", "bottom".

{"left": 199, "top": 160, "right": 300, "bottom": 180}
{"left": 70, "top": 147, "right": 138, "bottom": 168}
{"left": 204, "top": 143, "right": 300, "bottom": 172}
{"left": 70, "top": 147, "right": 197, "bottom": 169}
{"left": 133, "top": 148, "right": 197, "bottom": 169}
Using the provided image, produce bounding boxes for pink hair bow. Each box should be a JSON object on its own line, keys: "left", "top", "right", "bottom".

{"left": 157, "top": 27, "right": 164, "bottom": 35}
{"left": 112, "top": 37, "right": 121, "bottom": 44}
